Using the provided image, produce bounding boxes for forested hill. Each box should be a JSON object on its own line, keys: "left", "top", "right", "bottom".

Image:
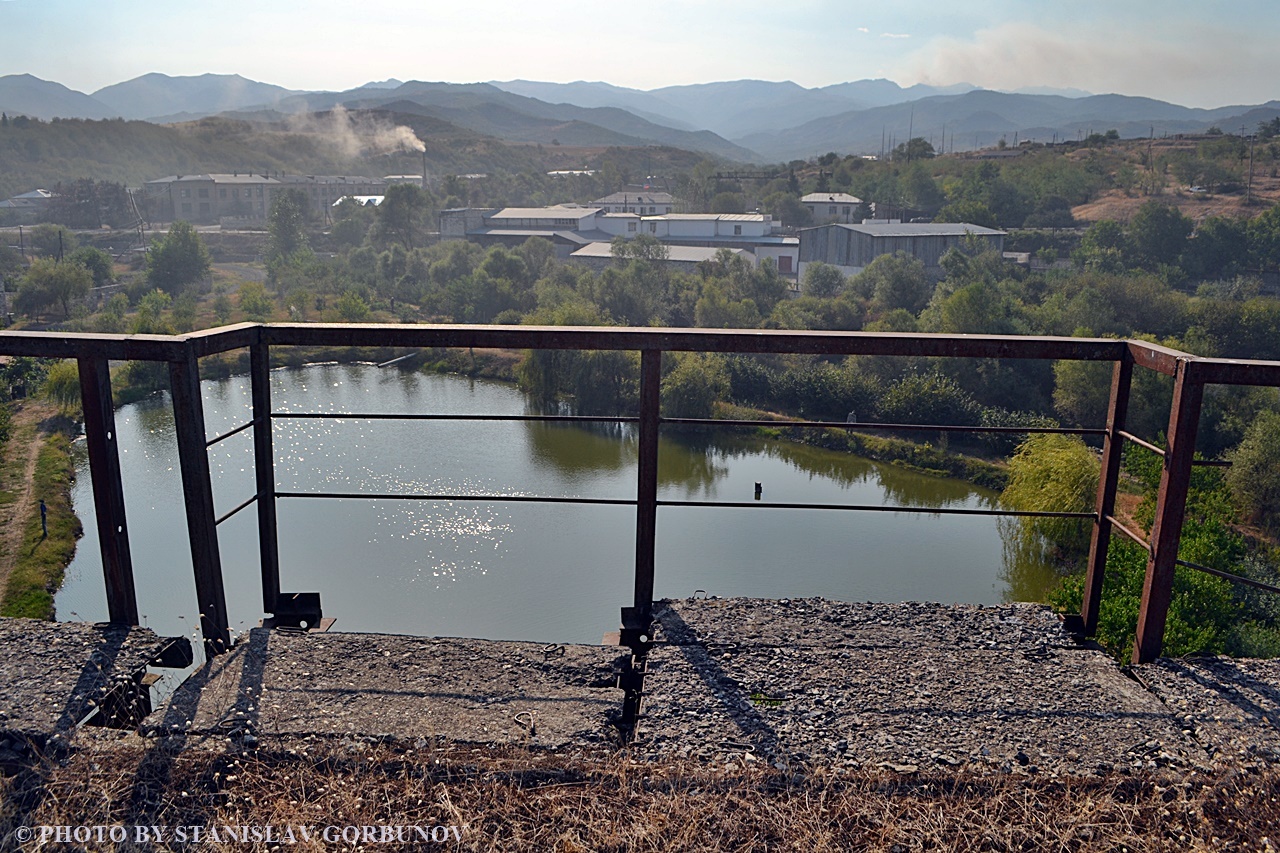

{"left": 0, "top": 112, "right": 552, "bottom": 200}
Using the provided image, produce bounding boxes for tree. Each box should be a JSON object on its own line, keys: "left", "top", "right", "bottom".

{"left": 660, "top": 353, "right": 729, "bottom": 420}
{"left": 15, "top": 257, "right": 91, "bottom": 318}
{"left": 1001, "top": 434, "right": 1099, "bottom": 558}
{"left": 1226, "top": 410, "right": 1280, "bottom": 532}
{"left": 68, "top": 246, "right": 114, "bottom": 287}
{"left": 760, "top": 191, "right": 812, "bottom": 228}
{"left": 237, "top": 281, "right": 275, "bottom": 321}
{"left": 1129, "top": 201, "right": 1192, "bottom": 269}
{"left": 40, "top": 360, "right": 81, "bottom": 416}
{"left": 710, "top": 192, "right": 746, "bottom": 214}
{"left": 266, "top": 188, "right": 311, "bottom": 271}
{"left": 801, "top": 262, "right": 846, "bottom": 298}
{"left": 147, "top": 221, "right": 211, "bottom": 294}
{"left": 893, "top": 137, "right": 936, "bottom": 161}
{"left": 859, "top": 251, "right": 932, "bottom": 315}
{"left": 29, "top": 223, "right": 76, "bottom": 259}
{"left": 376, "top": 183, "right": 428, "bottom": 250}
{"left": 335, "top": 289, "right": 371, "bottom": 322}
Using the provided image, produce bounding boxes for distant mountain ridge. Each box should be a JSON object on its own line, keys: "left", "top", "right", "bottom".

{"left": 3, "top": 72, "right": 1280, "bottom": 165}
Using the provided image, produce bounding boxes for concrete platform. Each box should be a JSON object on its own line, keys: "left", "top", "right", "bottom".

{"left": 638, "top": 599, "right": 1209, "bottom": 775}
{"left": 0, "top": 618, "right": 185, "bottom": 759}
{"left": 141, "top": 629, "right": 626, "bottom": 750}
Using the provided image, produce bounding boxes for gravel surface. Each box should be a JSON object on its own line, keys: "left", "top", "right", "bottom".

{"left": 638, "top": 598, "right": 1210, "bottom": 776}
{"left": 1134, "top": 656, "right": 1280, "bottom": 768}
{"left": 140, "top": 628, "right": 625, "bottom": 750}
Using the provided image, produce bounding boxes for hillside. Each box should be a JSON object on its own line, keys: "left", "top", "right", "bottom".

{"left": 0, "top": 74, "right": 115, "bottom": 121}
{"left": 92, "top": 73, "right": 300, "bottom": 121}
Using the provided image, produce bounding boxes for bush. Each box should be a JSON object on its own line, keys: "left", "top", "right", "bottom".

{"left": 1226, "top": 410, "right": 1280, "bottom": 532}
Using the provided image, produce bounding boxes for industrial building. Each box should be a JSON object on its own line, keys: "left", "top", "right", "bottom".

{"left": 798, "top": 221, "right": 1005, "bottom": 277}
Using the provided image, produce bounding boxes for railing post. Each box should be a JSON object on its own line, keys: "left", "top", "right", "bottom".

{"left": 1080, "top": 354, "right": 1132, "bottom": 636}
{"left": 168, "top": 347, "right": 231, "bottom": 657}
{"left": 76, "top": 355, "right": 138, "bottom": 625}
{"left": 251, "top": 341, "right": 280, "bottom": 614}
{"left": 1132, "top": 359, "right": 1203, "bottom": 664}
{"left": 629, "top": 349, "right": 661, "bottom": 629}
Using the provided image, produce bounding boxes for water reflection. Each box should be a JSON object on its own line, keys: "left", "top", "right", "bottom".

{"left": 57, "top": 364, "right": 1049, "bottom": 645}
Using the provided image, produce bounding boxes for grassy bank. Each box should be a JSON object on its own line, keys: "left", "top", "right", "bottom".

{"left": 0, "top": 431, "right": 81, "bottom": 618}
{"left": 715, "top": 402, "right": 1009, "bottom": 492}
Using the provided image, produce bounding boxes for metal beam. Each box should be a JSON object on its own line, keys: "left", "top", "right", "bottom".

{"left": 76, "top": 356, "right": 137, "bottom": 625}
{"left": 1133, "top": 359, "right": 1204, "bottom": 664}
{"left": 1082, "top": 356, "right": 1132, "bottom": 636}
{"left": 168, "top": 349, "right": 230, "bottom": 657}
{"left": 251, "top": 343, "right": 281, "bottom": 615}
{"left": 633, "top": 350, "right": 661, "bottom": 618}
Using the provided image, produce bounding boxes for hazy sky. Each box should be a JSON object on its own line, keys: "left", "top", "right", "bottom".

{"left": 2, "top": 0, "right": 1277, "bottom": 107}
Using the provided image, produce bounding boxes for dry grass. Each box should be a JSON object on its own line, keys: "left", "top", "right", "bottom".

{"left": 4, "top": 738, "right": 1279, "bottom": 851}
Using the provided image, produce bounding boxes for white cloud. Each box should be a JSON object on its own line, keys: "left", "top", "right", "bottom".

{"left": 857, "top": 26, "right": 869, "bottom": 33}
{"left": 880, "top": 33, "right": 910, "bottom": 39}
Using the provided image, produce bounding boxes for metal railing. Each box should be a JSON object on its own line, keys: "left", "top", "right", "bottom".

{"left": 3, "top": 323, "right": 1279, "bottom": 666}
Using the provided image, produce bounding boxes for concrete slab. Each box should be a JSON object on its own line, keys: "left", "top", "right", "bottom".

{"left": 142, "top": 629, "right": 625, "bottom": 750}
{"left": 639, "top": 599, "right": 1205, "bottom": 775}
{"left": 0, "top": 618, "right": 180, "bottom": 754}
{"left": 1134, "top": 656, "right": 1280, "bottom": 767}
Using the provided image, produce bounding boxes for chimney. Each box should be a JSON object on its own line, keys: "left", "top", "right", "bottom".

{"left": 422, "top": 149, "right": 427, "bottom": 192}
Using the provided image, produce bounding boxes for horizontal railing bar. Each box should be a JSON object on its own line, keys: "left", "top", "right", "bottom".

{"left": 271, "top": 413, "right": 639, "bottom": 424}
{"left": 1116, "top": 430, "right": 1166, "bottom": 456}
{"left": 214, "top": 494, "right": 258, "bottom": 526}
{"left": 1177, "top": 559, "right": 1280, "bottom": 595}
{"left": 657, "top": 500, "right": 1095, "bottom": 518}
{"left": 662, "top": 417, "right": 1105, "bottom": 436}
{"left": 259, "top": 324, "right": 1130, "bottom": 361}
{"left": 275, "top": 491, "right": 636, "bottom": 506}
{"left": 1105, "top": 515, "right": 1151, "bottom": 550}
{"left": 1190, "top": 459, "right": 1232, "bottom": 468}
{"left": 205, "top": 419, "right": 257, "bottom": 447}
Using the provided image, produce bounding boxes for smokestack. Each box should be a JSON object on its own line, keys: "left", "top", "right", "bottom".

{"left": 422, "top": 149, "right": 427, "bottom": 192}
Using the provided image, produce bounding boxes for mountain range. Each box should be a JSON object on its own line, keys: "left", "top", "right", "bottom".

{"left": 2, "top": 72, "right": 1279, "bottom": 164}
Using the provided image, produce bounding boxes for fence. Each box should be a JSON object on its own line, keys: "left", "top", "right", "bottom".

{"left": 2, "top": 323, "right": 1278, "bottom": 666}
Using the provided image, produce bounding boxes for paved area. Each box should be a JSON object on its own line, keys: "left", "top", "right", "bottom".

{"left": 139, "top": 629, "right": 626, "bottom": 750}
{"left": 6, "top": 603, "right": 1280, "bottom": 778}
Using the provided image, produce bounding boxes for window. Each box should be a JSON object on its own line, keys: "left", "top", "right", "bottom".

{"left": 199, "top": 202, "right": 211, "bottom": 214}
{"left": 627, "top": 222, "right": 637, "bottom": 232}
{"left": 198, "top": 188, "right": 209, "bottom": 198}
{"left": 829, "top": 206, "right": 836, "bottom": 214}
{"left": 180, "top": 189, "right": 191, "bottom": 198}
{"left": 649, "top": 223, "right": 657, "bottom": 233}
{"left": 734, "top": 225, "right": 743, "bottom": 235}
{"left": 180, "top": 203, "right": 192, "bottom": 214}
{"left": 219, "top": 189, "right": 227, "bottom": 199}
{"left": 648, "top": 207, "right": 655, "bottom": 214}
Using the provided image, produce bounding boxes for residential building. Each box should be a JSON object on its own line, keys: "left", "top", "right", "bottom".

{"left": 801, "top": 192, "right": 864, "bottom": 225}
{"left": 144, "top": 173, "right": 387, "bottom": 224}
{"left": 439, "top": 206, "right": 799, "bottom": 273}
{"left": 0, "top": 188, "right": 56, "bottom": 219}
{"left": 798, "top": 222, "right": 1005, "bottom": 277}
{"left": 591, "top": 191, "right": 675, "bottom": 215}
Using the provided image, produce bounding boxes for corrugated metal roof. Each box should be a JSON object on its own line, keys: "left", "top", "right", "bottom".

{"left": 489, "top": 207, "right": 601, "bottom": 219}
{"left": 801, "top": 192, "right": 862, "bottom": 204}
{"left": 592, "top": 191, "right": 674, "bottom": 204}
{"left": 571, "top": 243, "right": 754, "bottom": 263}
{"left": 823, "top": 222, "right": 1005, "bottom": 237}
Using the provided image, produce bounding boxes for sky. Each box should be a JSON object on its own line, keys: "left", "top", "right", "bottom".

{"left": 2, "top": 0, "right": 1278, "bottom": 108}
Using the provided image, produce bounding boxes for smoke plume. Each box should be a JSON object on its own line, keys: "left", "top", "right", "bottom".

{"left": 286, "top": 104, "right": 426, "bottom": 158}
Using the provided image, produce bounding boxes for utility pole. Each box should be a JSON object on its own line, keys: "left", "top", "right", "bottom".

{"left": 1248, "top": 132, "right": 1257, "bottom": 204}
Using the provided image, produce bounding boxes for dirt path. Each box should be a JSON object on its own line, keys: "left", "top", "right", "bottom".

{"left": 0, "top": 400, "right": 56, "bottom": 598}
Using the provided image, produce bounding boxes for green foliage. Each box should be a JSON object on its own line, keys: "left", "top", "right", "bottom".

{"left": 661, "top": 353, "right": 730, "bottom": 420}
{"left": 67, "top": 246, "right": 114, "bottom": 287}
{"left": 28, "top": 223, "right": 76, "bottom": 259}
{"left": 859, "top": 252, "right": 932, "bottom": 315}
{"left": 334, "top": 289, "right": 371, "bottom": 322}
{"left": 1225, "top": 410, "right": 1280, "bottom": 532}
{"left": 40, "top": 360, "right": 81, "bottom": 416}
{"left": 374, "top": 183, "right": 429, "bottom": 250}
{"left": 266, "top": 188, "right": 312, "bottom": 283}
{"left": 1001, "top": 434, "right": 1099, "bottom": 558}
{"left": 15, "top": 257, "right": 91, "bottom": 318}
{"left": 237, "top": 281, "right": 276, "bottom": 322}
{"left": 801, "top": 263, "right": 846, "bottom": 298}
{"left": 147, "top": 221, "right": 211, "bottom": 294}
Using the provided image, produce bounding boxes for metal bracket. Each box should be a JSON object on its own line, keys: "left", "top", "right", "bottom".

{"left": 266, "top": 592, "right": 323, "bottom": 630}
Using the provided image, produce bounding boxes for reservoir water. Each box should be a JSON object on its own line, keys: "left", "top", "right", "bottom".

{"left": 54, "top": 363, "right": 1060, "bottom": 646}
